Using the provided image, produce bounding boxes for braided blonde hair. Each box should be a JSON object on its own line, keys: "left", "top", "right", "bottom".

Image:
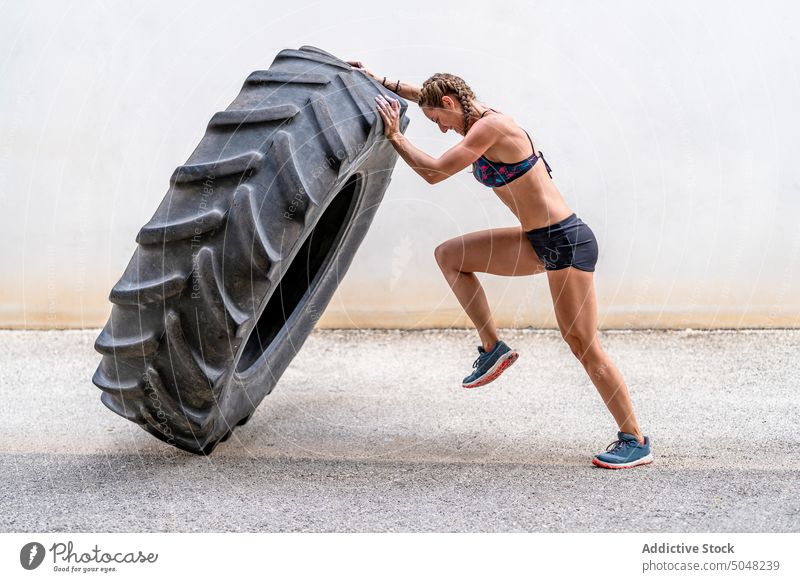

{"left": 418, "top": 73, "right": 479, "bottom": 134}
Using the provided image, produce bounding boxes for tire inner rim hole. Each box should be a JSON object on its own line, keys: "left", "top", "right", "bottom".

{"left": 235, "top": 174, "right": 361, "bottom": 373}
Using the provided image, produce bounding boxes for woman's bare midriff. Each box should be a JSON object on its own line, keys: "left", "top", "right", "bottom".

{"left": 475, "top": 106, "right": 573, "bottom": 231}
{"left": 491, "top": 162, "right": 573, "bottom": 231}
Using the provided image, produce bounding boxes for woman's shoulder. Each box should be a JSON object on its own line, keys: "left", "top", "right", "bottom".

{"left": 479, "top": 107, "right": 522, "bottom": 136}
{"left": 473, "top": 107, "right": 513, "bottom": 134}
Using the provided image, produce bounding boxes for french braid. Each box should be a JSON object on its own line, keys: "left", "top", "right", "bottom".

{"left": 418, "top": 73, "right": 479, "bottom": 134}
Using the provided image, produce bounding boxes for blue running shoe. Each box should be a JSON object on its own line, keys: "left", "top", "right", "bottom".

{"left": 462, "top": 340, "right": 519, "bottom": 389}
{"left": 592, "top": 431, "right": 653, "bottom": 469}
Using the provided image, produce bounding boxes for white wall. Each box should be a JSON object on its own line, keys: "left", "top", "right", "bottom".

{"left": 2, "top": 0, "right": 799, "bottom": 329}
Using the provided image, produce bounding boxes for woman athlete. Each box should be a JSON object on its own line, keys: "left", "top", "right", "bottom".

{"left": 347, "top": 62, "right": 653, "bottom": 469}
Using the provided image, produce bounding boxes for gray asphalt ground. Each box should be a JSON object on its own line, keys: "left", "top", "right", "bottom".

{"left": 1, "top": 328, "right": 798, "bottom": 532}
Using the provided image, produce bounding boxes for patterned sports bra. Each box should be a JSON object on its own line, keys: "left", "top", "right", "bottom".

{"left": 471, "top": 108, "right": 553, "bottom": 187}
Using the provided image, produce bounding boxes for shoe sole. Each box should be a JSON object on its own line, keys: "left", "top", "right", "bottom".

{"left": 591, "top": 452, "right": 654, "bottom": 469}
{"left": 462, "top": 350, "right": 519, "bottom": 389}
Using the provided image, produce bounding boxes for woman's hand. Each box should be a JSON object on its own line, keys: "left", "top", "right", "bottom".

{"left": 374, "top": 94, "right": 401, "bottom": 138}
{"left": 346, "top": 60, "right": 378, "bottom": 81}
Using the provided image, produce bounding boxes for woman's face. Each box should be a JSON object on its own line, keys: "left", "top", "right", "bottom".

{"left": 422, "top": 96, "right": 463, "bottom": 134}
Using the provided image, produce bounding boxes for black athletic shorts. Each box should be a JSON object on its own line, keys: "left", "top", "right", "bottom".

{"left": 525, "top": 212, "right": 599, "bottom": 272}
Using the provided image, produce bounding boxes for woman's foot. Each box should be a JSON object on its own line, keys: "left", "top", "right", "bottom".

{"left": 591, "top": 431, "right": 653, "bottom": 469}
{"left": 462, "top": 340, "right": 519, "bottom": 389}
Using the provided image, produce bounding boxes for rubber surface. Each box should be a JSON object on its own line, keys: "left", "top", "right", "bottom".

{"left": 591, "top": 454, "right": 654, "bottom": 469}
{"left": 91, "top": 45, "right": 410, "bottom": 455}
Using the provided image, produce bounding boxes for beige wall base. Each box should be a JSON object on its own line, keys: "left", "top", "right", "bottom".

{"left": 3, "top": 306, "right": 798, "bottom": 330}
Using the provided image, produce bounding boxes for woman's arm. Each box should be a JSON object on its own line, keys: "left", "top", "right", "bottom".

{"left": 388, "top": 80, "right": 422, "bottom": 103}
{"left": 374, "top": 95, "right": 499, "bottom": 185}
{"left": 346, "top": 61, "right": 422, "bottom": 103}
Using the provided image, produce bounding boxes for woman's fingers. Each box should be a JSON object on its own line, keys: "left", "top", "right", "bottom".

{"left": 375, "top": 96, "right": 400, "bottom": 124}
{"left": 375, "top": 98, "right": 394, "bottom": 116}
{"left": 374, "top": 95, "right": 400, "bottom": 131}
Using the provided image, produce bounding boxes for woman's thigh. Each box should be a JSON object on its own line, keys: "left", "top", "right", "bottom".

{"left": 547, "top": 266, "right": 599, "bottom": 350}
{"left": 435, "top": 226, "right": 547, "bottom": 277}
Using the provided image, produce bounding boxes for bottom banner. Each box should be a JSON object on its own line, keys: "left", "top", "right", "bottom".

{"left": 1, "top": 532, "right": 797, "bottom": 581}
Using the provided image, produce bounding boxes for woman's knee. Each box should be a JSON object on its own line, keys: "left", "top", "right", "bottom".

{"left": 562, "top": 331, "right": 602, "bottom": 363}
{"left": 434, "top": 241, "right": 461, "bottom": 270}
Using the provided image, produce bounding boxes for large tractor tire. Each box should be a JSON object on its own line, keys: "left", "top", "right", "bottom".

{"left": 92, "top": 45, "right": 410, "bottom": 455}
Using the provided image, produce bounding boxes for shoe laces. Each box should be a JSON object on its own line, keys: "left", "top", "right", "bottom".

{"left": 604, "top": 438, "right": 636, "bottom": 455}
{"left": 472, "top": 349, "right": 491, "bottom": 369}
